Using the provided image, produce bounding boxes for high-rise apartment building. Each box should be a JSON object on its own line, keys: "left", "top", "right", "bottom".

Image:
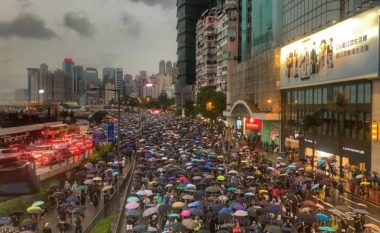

{"left": 102, "top": 68, "right": 115, "bottom": 85}
{"left": 84, "top": 68, "right": 99, "bottom": 90}
{"left": 115, "top": 68, "right": 124, "bottom": 99}
{"left": 159, "top": 60, "right": 166, "bottom": 74}
{"left": 63, "top": 58, "right": 74, "bottom": 75}
{"left": 195, "top": 8, "right": 218, "bottom": 94}
{"left": 27, "top": 68, "right": 39, "bottom": 103}
{"left": 124, "top": 74, "right": 134, "bottom": 97}
{"left": 53, "top": 70, "right": 66, "bottom": 102}
{"left": 72, "top": 66, "right": 83, "bottom": 94}
{"left": 216, "top": 0, "right": 238, "bottom": 101}
{"left": 175, "top": 0, "right": 212, "bottom": 110}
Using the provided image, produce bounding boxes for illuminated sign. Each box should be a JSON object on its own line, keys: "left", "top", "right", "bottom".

{"left": 342, "top": 147, "right": 365, "bottom": 155}
{"left": 280, "top": 7, "right": 379, "bottom": 89}
{"left": 372, "top": 122, "right": 378, "bottom": 142}
{"left": 245, "top": 118, "right": 262, "bottom": 131}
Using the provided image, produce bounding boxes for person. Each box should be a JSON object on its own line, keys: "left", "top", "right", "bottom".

{"left": 340, "top": 218, "right": 349, "bottom": 232}
{"left": 64, "top": 181, "right": 71, "bottom": 190}
{"left": 93, "top": 192, "right": 99, "bottom": 208}
{"left": 71, "top": 181, "right": 78, "bottom": 192}
{"left": 57, "top": 217, "right": 68, "bottom": 233}
{"left": 80, "top": 190, "right": 86, "bottom": 206}
{"left": 354, "top": 214, "right": 363, "bottom": 233}
{"left": 74, "top": 216, "right": 83, "bottom": 233}
{"left": 42, "top": 222, "right": 52, "bottom": 233}
{"left": 233, "top": 221, "right": 241, "bottom": 233}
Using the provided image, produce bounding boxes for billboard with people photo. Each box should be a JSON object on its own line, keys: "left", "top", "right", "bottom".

{"left": 280, "top": 7, "right": 379, "bottom": 89}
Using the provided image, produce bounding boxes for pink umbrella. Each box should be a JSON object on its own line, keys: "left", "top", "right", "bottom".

{"left": 125, "top": 202, "right": 140, "bottom": 209}
{"left": 181, "top": 209, "right": 191, "bottom": 217}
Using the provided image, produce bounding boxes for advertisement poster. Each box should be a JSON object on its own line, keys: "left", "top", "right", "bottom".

{"left": 245, "top": 118, "right": 262, "bottom": 131}
{"left": 280, "top": 8, "right": 379, "bottom": 89}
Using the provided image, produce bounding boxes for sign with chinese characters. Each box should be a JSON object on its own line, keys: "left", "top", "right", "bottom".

{"left": 245, "top": 118, "right": 262, "bottom": 131}
{"left": 280, "top": 7, "right": 379, "bottom": 89}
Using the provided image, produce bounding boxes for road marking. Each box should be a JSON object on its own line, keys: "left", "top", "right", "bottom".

{"left": 338, "top": 196, "right": 380, "bottom": 223}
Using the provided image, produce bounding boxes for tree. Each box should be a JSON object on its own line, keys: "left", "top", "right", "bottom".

{"left": 90, "top": 111, "right": 108, "bottom": 125}
{"left": 157, "top": 91, "right": 174, "bottom": 110}
{"left": 196, "top": 86, "right": 226, "bottom": 121}
{"left": 301, "top": 108, "right": 325, "bottom": 169}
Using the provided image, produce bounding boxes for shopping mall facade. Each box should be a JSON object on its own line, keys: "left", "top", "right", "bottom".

{"left": 280, "top": 7, "right": 380, "bottom": 174}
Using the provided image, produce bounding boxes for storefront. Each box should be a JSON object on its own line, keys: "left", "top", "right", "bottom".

{"left": 280, "top": 7, "right": 379, "bottom": 172}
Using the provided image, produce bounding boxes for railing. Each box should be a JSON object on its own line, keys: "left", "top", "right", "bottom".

{"left": 83, "top": 154, "right": 137, "bottom": 233}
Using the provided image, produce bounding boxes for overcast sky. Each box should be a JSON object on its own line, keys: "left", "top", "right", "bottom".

{"left": 0, "top": 0, "right": 177, "bottom": 93}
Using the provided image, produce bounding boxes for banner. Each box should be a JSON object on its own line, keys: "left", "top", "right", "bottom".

{"left": 245, "top": 118, "right": 262, "bottom": 131}
{"left": 280, "top": 7, "right": 379, "bottom": 89}
{"left": 107, "top": 123, "right": 115, "bottom": 143}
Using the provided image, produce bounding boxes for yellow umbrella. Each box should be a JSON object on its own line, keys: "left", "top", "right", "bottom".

{"left": 217, "top": 175, "right": 225, "bottom": 181}
{"left": 305, "top": 165, "right": 312, "bottom": 171}
{"left": 27, "top": 206, "right": 43, "bottom": 214}
{"left": 255, "top": 171, "right": 262, "bottom": 175}
{"left": 259, "top": 189, "right": 268, "bottom": 193}
{"left": 360, "top": 181, "right": 371, "bottom": 185}
{"left": 149, "top": 181, "right": 158, "bottom": 186}
{"left": 172, "top": 202, "right": 185, "bottom": 209}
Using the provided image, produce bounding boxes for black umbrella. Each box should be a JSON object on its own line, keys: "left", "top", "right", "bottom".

{"left": 297, "top": 213, "right": 316, "bottom": 224}
{"left": 19, "top": 219, "right": 36, "bottom": 228}
{"left": 158, "top": 204, "right": 171, "bottom": 213}
{"left": 132, "top": 224, "right": 148, "bottom": 233}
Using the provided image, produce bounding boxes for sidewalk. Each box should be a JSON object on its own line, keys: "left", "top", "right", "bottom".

{"left": 36, "top": 160, "right": 133, "bottom": 232}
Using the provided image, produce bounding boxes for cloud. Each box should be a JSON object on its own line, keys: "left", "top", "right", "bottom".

{"left": 18, "top": 0, "right": 32, "bottom": 9}
{"left": 0, "top": 14, "right": 58, "bottom": 40}
{"left": 121, "top": 13, "right": 142, "bottom": 38}
{"left": 64, "top": 12, "right": 95, "bottom": 38}
{"left": 2, "top": 58, "right": 11, "bottom": 64}
{"left": 129, "top": 0, "right": 176, "bottom": 10}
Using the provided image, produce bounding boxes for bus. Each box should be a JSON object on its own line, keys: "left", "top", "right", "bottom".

{"left": 0, "top": 156, "right": 40, "bottom": 196}
{"left": 41, "top": 124, "right": 69, "bottom": 140}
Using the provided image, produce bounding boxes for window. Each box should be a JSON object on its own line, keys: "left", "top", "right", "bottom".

{"left": 357, "top": 112, "right": 364, "bottom": 140}
{"left": 349, "top": 85, "right": 357, "bottom": 104}
{"left": 322, "top": 87, "right": 327, "bottom": 104}
{"left": 364, "top": 113, "right": 371, "bottom": 141}
{"left": 345, "top": 112, "right": 351, "bottom": 138}
{"left": 364, "top": 83, "right": 371, "bottom": 103}
{"left": 357, "top": 84, "right": 364, "bottom": 103}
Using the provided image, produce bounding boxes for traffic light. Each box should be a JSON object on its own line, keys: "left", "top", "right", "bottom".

{"left": 372, "top": 121, "right": 378, "bottom": 142}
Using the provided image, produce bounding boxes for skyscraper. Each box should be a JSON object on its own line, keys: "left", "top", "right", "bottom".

{"left": 27, "top": 68, "right": 39, "bottom": 103}
{"left": 166, "top": 61, "right": 173, "bottom": 76}
{"left": 63, "top": 58, "right": 74, "bottom": 74}
{"left": 159, "top": 60, "right": 166, "bottom": 74}
{"left": 53, "top": 70, "right": 66, "bottom": 102}
{"left": 115, "top": 68, "right": 124, "bottom": 98}
{"left": 84, "top": 68, "right": 99, "bottom": 90}
{"left": 72, "top": 66, "right": 83, "bottom": 94}
{"left": 176, "top": 0, "right": 217, "bottom": 110}
{"left": 102, "top": 68, "right": 115, "bottom": 85}
{"left": 39, "top": 63, "right": 50, "bottom": 104}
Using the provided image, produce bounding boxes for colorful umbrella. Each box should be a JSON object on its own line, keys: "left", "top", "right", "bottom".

{"left": 172, "top": 202, "right": 185, "bottom": 209}
{"left": 315, "top": 213, "right": 329, "bottom": 222}
{"left": 31, "top": 201, "right": 45, "bottom": 207}
{"left": 127, "top": 196, "right": 139, "bottom": 203}
{"left": 180, "top": 210, "right": 191, "bottom": 217}
{"left": 125, "top": 202, "right": 140, "bottom": 209}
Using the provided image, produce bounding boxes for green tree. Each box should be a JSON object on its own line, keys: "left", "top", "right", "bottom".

{"left": 301, "top": 108, "right": 325, "bottom": 168}
{"left": 157, "top": 91, "right": 174, "bottom": 110}
{"left": 90, "top": 111, "right": 108, "bottom": 125}
{"left": 196, "top": 86, "right": 226, "bottom": 121}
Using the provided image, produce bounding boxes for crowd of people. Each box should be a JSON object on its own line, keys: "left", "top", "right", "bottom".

{"left": 122, "top": 114, "right": 378, "bottom": 233}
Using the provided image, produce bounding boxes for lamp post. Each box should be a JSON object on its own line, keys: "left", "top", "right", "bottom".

{"left": 38, "top": 89, "right": 45, "bottom": 106}
{"left": 92, "top": 87, "right": 121, "bottom": 160}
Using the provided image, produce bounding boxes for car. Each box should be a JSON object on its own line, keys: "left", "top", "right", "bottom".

{"left": 0, "top": 148, "right": 20, "bottom": 162}
{"left": 35, "top": 151, "right": 57, "bottom": 166}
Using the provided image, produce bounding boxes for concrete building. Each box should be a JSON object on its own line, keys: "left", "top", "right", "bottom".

{"left": 14, "top": 89, "right": 28, "bottom": 105}
{"left": 124, "top": 74, "right": 134, "bottom": 97}
{"left": 159, "top": 60, "right": 166, "bottom": 74}
{"left": 175, "top": 0, "right": 212, "bottom": 110}
{"left": 104, "top": 82, "right": 116, "bottom": 103}
{"left": 27, "top": 68, "right": 39, "bottom": 103}
{"left": 52, "top": 70, "right": 66, "bottom": 102}
{"left": 62, "top": 58, "right": 74, "bottom": 75}
{"left": 216, "top": 0, "right": 238, "bottom": 101}
{"left": 102, "top": 68, "right": 115, "bottom": 85}
{"left": 195, "top": 8, "right": 218, "bottom": 95}
{"left": 84, "top": 68, "right": 99, "bottom": 90}
{"left": 166, "top": 61, "right": 172, "bottom": 76}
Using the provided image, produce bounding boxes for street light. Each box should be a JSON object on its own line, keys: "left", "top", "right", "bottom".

{"left": 92, "top": 87, "right": 121, "bottom": 160}
{"left": 38, "top": 89, "right": 45, "bottom": 105}
{"left": 206, "top": 101, "right": 214, "bottom": 111}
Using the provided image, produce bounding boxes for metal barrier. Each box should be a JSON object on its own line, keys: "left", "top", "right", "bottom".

{"left": 83, "top": 155, "right": 137, "bottom": 233}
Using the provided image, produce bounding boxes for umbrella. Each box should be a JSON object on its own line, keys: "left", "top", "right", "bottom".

{"left": 315, "top": 213, "right": 329, "bottom": 222}
{"left": 218, "top": 195, "right": 229, "bottom": 202}
{"left": 143, "top": 206, "right": 158, "bottom": 217}
{"left": 26, "top": 206, "right": 43, "bottom": 214}
{"left": 76, "top": 185, "right": 88, "bottom": 192}
{"left": 297, "top": 213, "right": 315, "bottom": 224}
{"left": 172, "top": 202, "right": 185, "bottom": 209}
{"left": 189, "top": 208, "right": 204, "bottom": 217}
{"left": 311, "top": 183, "right": 320, "bottom": 190}
{"left": 132, "top": 224, "right": 148, "bottom": 233}
{"left": 218, "top": 207, "right": 233, "bottom": 216}
{"left": 93, "top": 177, "right": 102, "bottom": 181}
{"left": 205, "top": 186, "right": 220, "bottom": 193}
{"left": 188, "top": 201, "right": 201, "bottom": 208}
{"left": 136, "top": 190, "right": 146, "bottom": 196}
{"left": 125, "top": 202, "right": 139, "bottom": 209}
{"left": 70, "top": 206, "right": 86, "bottom": 213}
{"left": 233, "top": 210, "right": 248, "bottom": 217}
{"left": 300, "top": 207, "right": 311, "bottom": 213}
{"left": 31, "top": 201, "right": 45, "bottom": 207}
{"left": 267, "top": 225, "right": 282, "bottom": 233}
{"left": 165, "top": 222, "right": 186, "bottom": 232}
{"left": 180, "top": 210, "right": 191, "bottom": 217}
{"left": 167, "top": 213, "right": 180, "bottom": 218}
{"left": 356, "top": 174, "right": 364, "bottom": 179}
{"left": 318, "top": 226, "right": 336, "bottom": 232}
{"left": 158, "top": 204, "right": 171, "bottom": 213}
{"left": 66, "top": 195, "right": 80, "bottom": 203}
{"left": 102, "top": 185, "right": 113, "bottom": 192}
{"left": 181, "top": 194, "right": 194, "bottom": 200}
{"left": 125, "top": 209, "right": 139, "bottom": 217}
{"left": 83, "top": 179, "right": 94, "bottom": 185}
{"left": 228, "top": 170, "right": 238, "bottom": 175}
{"left": 266, "top": 204, "right": 280, "bottom": 214}
{"left": 303, "top": 200, "right": 316, "bottom": 206}
{"left": 316, "top": 203, "right": 324, "bottom": 209}
{"left": 363, "top": 223, "right": 380, "bottom": 230}
{"left": 127, "top": 196, "right": 139, "bottom": 203}
{"left": 353, "top": 209, "right": 369, "bottom": 215}
{"left": 217, "top": 175, "right": 225, "bottom": 181}
{"left": 182, "top": 219, "right": 197, "bottom": 230}
{"left": 19, "top": 219, "right": 36, "bottom": 228}
{"left": 220, "top": 223, "right": 234, "bottom": 229}
{"left": 0, "top": 217, "right": 11, "bottom": 225}
{"left": 360, "top": 181, "right": 371, "bottom": 185}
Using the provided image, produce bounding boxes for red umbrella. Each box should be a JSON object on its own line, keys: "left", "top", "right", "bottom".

{"left": 271, "top": 189, "right": 282, "bottom": 196}
{"left": 178, "top": 176, "right": 188, "bottom": 182}
{"left": 303, "top": 200, "right": 316, "bottom": 206}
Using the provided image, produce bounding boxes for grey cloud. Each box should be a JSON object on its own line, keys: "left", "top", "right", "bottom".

{"left": 18, "top": 0, "right": 32, "bottom": 8}
{"left": 121, "top": 13, "right": 142, "bottom": 38}
{"left": 0, "top": 14, "right": 58, "bottom": 40}
{"left": 129, "top": 0, "right": 175, "bottom": 9}
{"left": 64, "top": 12, "right": 95, "bottom": 38}
{"left": 2, "top": 58, "right": 11, "bottom": 64}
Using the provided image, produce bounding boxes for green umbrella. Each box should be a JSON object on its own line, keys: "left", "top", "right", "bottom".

{"left": 76, "top": 185, "right": 88, "bottom": 192}
{"left": 32, "top": 201, "right": 45, "bottom": 207}
{"left": 167, "top": 213, "right": 180, "bottom": 218}
{"left": 227, "top": 187, "right": 237, "bottom": 191}
{"left": 176, "top": 183, "right": 186, "bottom": 190}
{"left": 319, "top": 226, "right": 336, "bottom": 232}
{"left": 127, "top": 196, "right": 140, "bottom": 203}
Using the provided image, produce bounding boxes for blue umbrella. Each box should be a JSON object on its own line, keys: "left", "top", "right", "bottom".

{"left": 266, "top": 204, "right": 280, "bottom": 213}
{"left": 59, "top": 203, "right": 70, "bottom": 209}
{"left": 312, "top": 183, "right": 320, "bottom": 190}
{"left": 315, "top": 213, "right": 329, "bottom": 222}
{"left": 287, "top": 164, "right": 297, "bottom": 169}
{"left": 112, "top": 171, "right": 120, "bottom": 176}
{"left": 317, "top": 160, "right": 326, "bottom": 167}
{"left": 66, "top": 196, "right": 80, "bottom": 203}
{"left": 111, "top": 162, "right": 120, "bottom": 168}
{"left": 189, "top": 208, "right": 204, "bottom": 216}
{"left": 218, "top": 207, "right": 233, "bottom": 216}
{"left": 0, "top": 217, "right": 11, "bottom": 225}
{"left": 189, "top": 201, "right": 201, "bottom": 208}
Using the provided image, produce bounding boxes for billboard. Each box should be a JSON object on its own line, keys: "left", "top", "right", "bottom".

{"left": 280, "top": 7, "right": 379, "bottom": 89}
{"left": 245, "top": 118, "right": 262, "bottom": 131}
